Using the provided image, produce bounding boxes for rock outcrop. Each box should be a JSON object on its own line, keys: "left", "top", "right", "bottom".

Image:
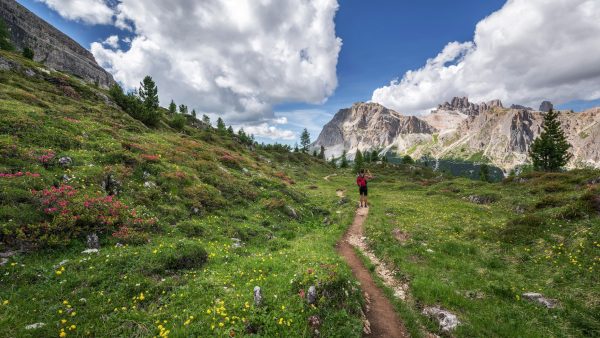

{"left": 314, "top": 98, "right": 600, "bottom": 171}
{"left": 539, "top": 101, "right": 554, "bottom": 112}
{"left": 0, "top": 0, "right": 115, "bottom": 88}
{"left": 434, "top": 96, "right": 503, "bottom": 116}
{"left": 312, "top": 102, "right": 436, "bottom": 159}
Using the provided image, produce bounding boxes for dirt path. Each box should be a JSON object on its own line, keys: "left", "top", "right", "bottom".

{"left": 336, "top": 208, "right": 409, "bottom": 338}
{"left": 323, "top": 173, "right": 337, "bottom": 181}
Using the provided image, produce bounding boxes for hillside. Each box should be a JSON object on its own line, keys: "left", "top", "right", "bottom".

{"left": 0, "top": 51, "right": 365, "bottom": 337}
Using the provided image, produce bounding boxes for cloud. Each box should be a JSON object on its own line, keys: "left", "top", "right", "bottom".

{"left": 240, "top": 123, "right": 296, "bottom": 141}
{"left": 372, "top": 0, "right": 600, "bottom": 114}
{"left": 36, "top": 0, "right": 114, "bottom": 25}
{"left": 87, "top": 0, "right": 341, "bottom": 124}
{"left": 102, "top": 35, "right": 119, "bottom": 49}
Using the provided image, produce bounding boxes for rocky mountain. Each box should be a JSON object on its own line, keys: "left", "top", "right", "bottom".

{"left": 313, "top": 98, "right": 600, "bottom": 171}
{"left": 0, "top": 0, "right": 115, "bottom": 88}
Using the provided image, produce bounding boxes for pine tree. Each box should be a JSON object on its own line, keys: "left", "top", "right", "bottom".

{"left": 178, "top": 104, "right": 188, "bottom": 115}
{"left": 168, "top": 100, "right": 177, "bottom": 115}
{"left": 137, "top": 76, "right": 161, "bottom": 126}
{"left": 293, "top": 143, "right": 299, "bottom": 153}
{"left": 22, "top": 47, "right": 34, "bottom": 60}
{"left": 300, "top": 128, "right": 311, "bottom": 153}
{"left": 318, "top": 146, "right": 325, "bottom": 160}
{"left": 191, "top": 109, "right": 197, "bottom": 118}
{"left": 329, "top": 156, "right": 337, "bottom": 168}
{"left": 202, "top": 114, "right": 211, "bottom": 126}
{"left": 371, "top": 150, "right": 379, "bottom": 162}
{"left": 529, "top": 109, "right": 572, "bottom": 171}
{"left": 216, "top": 117, "right": 226, "bottom": 133}
{"left": 340, "top": 150, "right": 349, "bottom": 168}
{"left": 227, "top": 126, "right": 234, "bottom": 135}
{"left": 354, "top": 150, "right": 364, "bottom": 173}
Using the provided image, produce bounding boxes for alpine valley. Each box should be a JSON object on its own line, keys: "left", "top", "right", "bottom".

{"left": 313, "top": 98, "right": 600, "bottom": 172}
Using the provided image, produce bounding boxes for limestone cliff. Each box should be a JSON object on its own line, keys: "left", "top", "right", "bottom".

{"left": 0, "top": 0, "right": 115, "bottom": 88}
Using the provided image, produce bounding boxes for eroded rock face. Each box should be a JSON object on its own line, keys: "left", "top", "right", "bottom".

{"left": 435, "top": 97, "right": 503, "bottom": 116}
{"left": 0, "top": 0, "right": 115, "bottom": 88}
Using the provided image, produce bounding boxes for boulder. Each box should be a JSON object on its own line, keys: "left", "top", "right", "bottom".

{"left": 285, "top": 205, "right": 299, "bottom": 219}
{"left": 422, "top": 306, "right": 460, "bottom": 332}
{"left": 101, "top": 174, "right": 121, "bottom": 196}
{"left": 307, "top": 285, "right": 317, "bottom": 304}
{"left": 25, "top": 323, "right": 46, "bottom": 330}
{"left": 58, "top": 156, "right": 72, "bottom": 168}
{"left": 86, "top": 233, "right": 100, "bottom": 249}
{"left": 522, "top": 292, "right": 558, "bottom": 309}
{"left": 253, "top": 286, "right": 262, "bottom": 306}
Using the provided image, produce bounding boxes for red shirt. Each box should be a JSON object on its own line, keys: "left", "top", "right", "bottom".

{"left": 357, "top": 176, "right": 367, "bottom": 187}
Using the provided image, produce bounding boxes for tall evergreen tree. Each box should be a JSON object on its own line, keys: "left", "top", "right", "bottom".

{"left": 202, "top": 114, "right": 211, "bottom": 126}
{"left": 216, "top": 117, "right": 226, "bottom": 132}
{"left": 371, "top": 150, "right": 379, "bottom": 162}
{"left": 178, "top": 104, "right": 188, "bottom": 115}
{"left": 318, "top": 146, "right": 325, "bottom": 160}
{"left": 354, "top": 150, "right": 364, "bottom": 173}
{"left": 300, "top": 128, "right": 311, "bottom": 153}
{"left": 293, "top": 143, "right": 299, "bottom": 153}
{"left": 168, "top": 100, "right": 177, "bottom": 115}
{"left": 191, "top": 109, "right": 197, "bottom": 118}
{"left": 137, "top": 76, "right": 161, "bottom": 126}
{"left": 227, "top": 126, "right": 234, "bottom": 135}
{"left": 529, "top": 109, "right": 572, "bottom": 171}
{"left": 340, "top": 150, "right": 349, "bottom": 168}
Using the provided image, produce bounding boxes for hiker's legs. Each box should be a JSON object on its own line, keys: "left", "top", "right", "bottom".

{"left": 364, "top": 196, "right": 368, "bottom": 208}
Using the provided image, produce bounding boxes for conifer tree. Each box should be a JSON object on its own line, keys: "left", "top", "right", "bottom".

{"left": 137, "top": 76, "right": 161, "bottom": 126}
{"left": 227, "top": 126, "right": 234, "bottom": 135}
{"left": 300, "top": 128, "right": 311, "bottom": 153}
{"left": 168, "top": 100, "right": 177, "bottom": 115}
{"left": 216, "top": 117, "right": 226, "bottom": 133}
{"left": 340, "top": 150, "right": 349, "bottom": 168}
{"left": 354, "top": 150, "right": 364, "bottom": 173}
{"left": 318, "top": 146, "right": 325, "bottom": 160}
{"left": 202, "top": 114, "right": 211, "bottom": 126}
{"left": 529, "top": 109, "right": 572, "bottom": 171}
{"left": 191, "top": 109, "right": 197, "bottom": 118}
{"left": 178, "top": 104, "right": 188, "bottom": 115}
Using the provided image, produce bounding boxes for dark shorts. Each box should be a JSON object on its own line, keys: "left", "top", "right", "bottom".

{"left": 359, "top": 186, "right": 368, "bottom": 196}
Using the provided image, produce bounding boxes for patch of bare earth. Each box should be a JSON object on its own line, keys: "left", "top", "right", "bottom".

{"left": 337, "top": 208, "right": 409, "bottom": 337}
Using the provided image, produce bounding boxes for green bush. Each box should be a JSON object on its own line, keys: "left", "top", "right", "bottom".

{"left": 22, "top": 47, "right": 34, "bottom": 60}
{"left": 169, "top": 113, "right": 187, "bottom": 130}
{"left": 152, "top": 241, "right": 208, "bottom": 272}
{"left": 499, "top": 215, "right": 547, "bottom": 244}
{"left": 177, "top": 219, "right": 207, "bottom": 237}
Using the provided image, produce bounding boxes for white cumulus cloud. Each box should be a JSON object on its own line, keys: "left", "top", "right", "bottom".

{"left": 87, "top": 0, "right": 341, "bottom": 124}
{"left": 102, "top": 35, "right": 119, "bottom": 49}
{"left": 241, "top": 123, "right": 296, "bottom": 141}
{"left": 372, "top": 0, "right": 600, "bottom": 114}
{"left": 36, "top": 0, "right": 114, "bottom": 25}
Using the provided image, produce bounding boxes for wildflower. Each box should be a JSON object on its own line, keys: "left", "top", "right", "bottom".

{"left": 61, "top": 319, "right": 67, "bottom": 324}
{"left": 69, "top": 325, "right": 76, "bottom": 330}
{"left": 2, "top": 300, "right": 8, "bottom": 305}
{"left": 59, "top": 330, "right": 67, "bottom": 337}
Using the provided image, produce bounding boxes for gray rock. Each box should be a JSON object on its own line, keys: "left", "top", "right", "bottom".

{"left": 101, "top": 174, "right": 121, "bottom": 196}
{"left": 58, "top": 156, "right": 72, "bottom": 168}
{"left": 539, "top": 101, "right": 554, "bottom": 112}
{"left": 190, "top": 207, "right": 201, "bottom": 215}
{"left": 242, "top": 168, "right": 250, "bottom": 175}
{"left": 81, "top": 249, "right": 99, "bottom": 254}
{"left": 522, "top": 292, "right": 558, "bottom": 309}
{"left": 285, "top": 205, "right": 299, "bottom": 219}
{"left": 510, "top": 104, "right": 533, "bottom": 110}
{"left": 86, "top": 233, "right": 100, "bottom": 250}
{"left": 253, "top": 286, "right": 262, "bottom": 306}
{"left": 24, "top": 68, "right": 35, "bottom": 77}
{"left": 0, "top": 1, "right": 115, "bottom": 88}
{"left": 25, "top": 323, "right": 46, "bottom": 330}
{"left": 61, "top": 174, "right": 71, "bottom": 182}
{"left": 143, "top": 181, "right": 157, "bottom": 189}
{"left": 422, "top": 306, "right": 460, "bottom": 332}
{"left": 0, "top": 258, "right": 7, "bottom": 266}
{"left": 231, "top": 238, "right": 242, "bottom": 249}
{"left": 467, "top": 195, "right": 496, "bottom": 204}
{"left": 307, "top": 285, "right": 317, "bottom": 304}
{"left": 142, "top": 171, "right": 151, "bottom": 180}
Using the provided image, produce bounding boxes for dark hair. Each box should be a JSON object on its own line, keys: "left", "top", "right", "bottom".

{"left": 360, "top": 169, "right": 365, "bottom": 174}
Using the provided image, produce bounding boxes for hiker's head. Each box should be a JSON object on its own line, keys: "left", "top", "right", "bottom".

{"left": 359, "top": 169, "right": 365, "bottom": 176}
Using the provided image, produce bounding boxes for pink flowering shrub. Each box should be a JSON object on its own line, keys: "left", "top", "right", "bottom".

{"left": 0, "top": 172, "right": 41, "bottom": 178}
{"left": 9, "top": 185, "right": 157, "bottom": 248}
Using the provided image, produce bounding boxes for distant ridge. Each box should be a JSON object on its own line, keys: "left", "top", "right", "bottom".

{"left": 0, "top": 0, "right": 115, "bottom": 88}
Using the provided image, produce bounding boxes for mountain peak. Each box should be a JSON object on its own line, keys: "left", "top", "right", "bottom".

{"left": 435, "top": 97, "right": 503, "bottom": 116}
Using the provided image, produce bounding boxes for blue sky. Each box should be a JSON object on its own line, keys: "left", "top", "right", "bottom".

{"left": 15, "top": 0, "right": 600, "bottom": 145}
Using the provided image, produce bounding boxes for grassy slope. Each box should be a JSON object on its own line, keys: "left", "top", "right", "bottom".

{"left": 363, "top": 166, "right": 600, "bottom": 337}
{"left": 0, "top": 51, "right": 363, "bottom": 337}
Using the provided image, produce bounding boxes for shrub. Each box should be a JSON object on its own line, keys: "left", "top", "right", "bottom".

{"left": 152, "top": 241, "right": 208, "bottom": 272}
{"left": 22, "top": 47, "right": 34, "bottom": 60}
{"left": 169, "top": 114, "right": 187, "bottom": 130}
{"left": 499, "top": 215, "right": 547, "bottom": 244}
{"left": 177, "top": 219, "right": 207, "bottom": 237}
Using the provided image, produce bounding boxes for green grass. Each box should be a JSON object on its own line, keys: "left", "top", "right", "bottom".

{"left": 0, "top": 50, "right": 364, "bottom": 337}
{"left": 362, "top": 167, "right": 600, "bottom": 337}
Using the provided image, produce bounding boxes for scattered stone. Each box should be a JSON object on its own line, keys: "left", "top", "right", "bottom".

{"left": 0, "top": 258, "right": 7, "bottom": 266}
{"left": 190, "top": 207, "right": 201, "bottom": 215}
{"left": 422, "top": 306, "right": 460, "bottom": 332}
{"left": 392, "top": 228, "right": 410, "bottom": 244}
{"left": 426, "top": 249, "right": 434, "bottom": 253}
{"left": 361, "top": 309, "right": 372, "bottom": 335}
{"left": 61, "top": 174, "right": 71, "bottom": 182}
{"left": 285, "top": 205, "right": 299, "bottom": 219}
{"left": 25, "top": 323, "right": 46, "bottom": 330}
{"left": 522, "top": 292, "right": 558, "bottom": 309}
{"left": 231, "top": 238, "right": 242, "bottom": 249}
{"left": 81, "top": 249, "right": 99, "bottom": 254}
{"left": 322, "top": 217, "right": 332, "bottom": 225}
{"left": 53, "top": 260, "right": 69, "bottom": 269}
{"left": 465, "top": 290, "right": 485, "bottom": 300}
{"left": 467, "top": 195, "right": 496, "bottom": 204}
{"left": 0, "top": 251, "right": 18, "bottom": 258}
{"left": 115, "top": 243, "right": 124, "bottom": 248}
{"left": 143, "top": 181, "right": 157, "bottom": 189}
{"left": 307, "top": 285, "right": 317, "bottom": 304}
{"left": 338, "top": 197, "right": 349, "bottom": 205}
{"left": 101, "top": 174, "right": 121, "bottom": 196}
{"left": 253, "top": 286, "right": 262, "bottom": 306}
{"left": 539, "top": 101, "right": 554, "bottom": 112}
{"left": 24, "top": 68, "right": 36, "bottom": 77}
{"left": 242, "top": 168, "right": 250, "bottom": 175}
{"left": 86, "top": 233, "right": 100, "bottom": 249}
{"left": 515, "top": 205, "right": 527, "bottom": 214}
{"left": 143, "top": 171, "right": 151, "bottom": 180}
{"left": 58, "top": 156, "right": 73, "bottom": 168}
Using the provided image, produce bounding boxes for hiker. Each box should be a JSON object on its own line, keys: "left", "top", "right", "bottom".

{"left": 356, "top": 169, "right": 372, "bottom": 208}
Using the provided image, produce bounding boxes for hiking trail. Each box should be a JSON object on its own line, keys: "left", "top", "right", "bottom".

{"left": 336, "top": 207, "right": 409, "bottom": 338}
